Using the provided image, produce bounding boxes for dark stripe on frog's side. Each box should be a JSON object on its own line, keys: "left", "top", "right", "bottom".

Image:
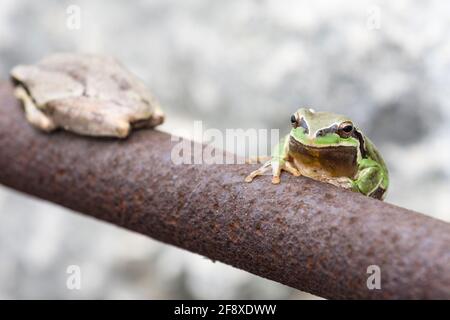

{"left": 289, "top": 137, "right": 358, "bottom": 178}
{"left": 351, "top": 128, "right": 367, "bottom": 158}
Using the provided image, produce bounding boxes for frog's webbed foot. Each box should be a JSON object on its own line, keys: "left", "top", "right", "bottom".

{"left": 244, "top": 160, "right": 271, "bottom": 183}
{"left": 245, "top": 159, "right": 300, "bottom": 184}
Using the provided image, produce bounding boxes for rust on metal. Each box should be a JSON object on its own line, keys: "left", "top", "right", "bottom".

{"left": 0, "top": 82, "right": 449, "bottom": 299}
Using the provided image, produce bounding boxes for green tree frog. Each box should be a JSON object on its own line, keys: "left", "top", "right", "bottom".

{"left": 245, "top": 108, "right": 389, "bottom": 200}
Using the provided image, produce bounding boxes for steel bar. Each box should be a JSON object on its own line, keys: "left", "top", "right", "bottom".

{"left": 0, "top": 82, "right": 449, "bottom": 299}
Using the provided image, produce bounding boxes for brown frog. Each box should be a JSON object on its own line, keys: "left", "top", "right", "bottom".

{"left": 10, "top": 53, "right": 164, "bottom": 138}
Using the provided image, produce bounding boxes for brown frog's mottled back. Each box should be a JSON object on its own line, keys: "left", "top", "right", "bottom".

{"left": 10, "top": 53, "right": 164, "bottom": 138}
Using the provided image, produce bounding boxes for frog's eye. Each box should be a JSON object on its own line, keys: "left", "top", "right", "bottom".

{"left": 338, "top": 122, "right": 354, "bottom": 137}
{"left": 290, "top": 114, "right": 298, "bottom": 127}
{"left": 342, "top": 124, "right": 353, "bottom": 133}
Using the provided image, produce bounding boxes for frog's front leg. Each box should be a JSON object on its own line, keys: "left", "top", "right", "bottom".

{"left": 244, "top": 160, "right": 272, "bottom": 182}
{"left": 270, "top": 156, "right": 301, "bottom": 184}
{"left": 14, "top": 86, "right": 57, "bottom": 132}
{"left": 245, "top": 135, "right": 300, "bottom": 184}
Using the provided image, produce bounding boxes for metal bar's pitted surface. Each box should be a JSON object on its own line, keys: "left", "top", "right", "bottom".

{"left": 0, "top": 82, "right": 449, "bottom": 299}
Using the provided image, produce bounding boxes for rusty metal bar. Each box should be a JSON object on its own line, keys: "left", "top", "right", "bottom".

{"left": 0, "top": 81, "right": 449, "bottom": 299}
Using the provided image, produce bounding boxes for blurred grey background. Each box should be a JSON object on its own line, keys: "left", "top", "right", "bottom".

{"left": 0, "top": 0, "right": 449, "bottom": 299}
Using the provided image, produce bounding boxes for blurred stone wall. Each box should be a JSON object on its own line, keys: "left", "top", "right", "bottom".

{"left": 0, "top": 0, "right": 449, "bottom": 299}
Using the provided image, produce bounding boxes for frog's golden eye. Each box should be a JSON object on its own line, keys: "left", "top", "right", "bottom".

{"left": 338, "top": 121, "right": 354, "bottom": 137}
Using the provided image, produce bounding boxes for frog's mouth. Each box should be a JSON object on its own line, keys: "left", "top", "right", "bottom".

{"left": 289, "top": 136, "right": 357, "bottom": 177}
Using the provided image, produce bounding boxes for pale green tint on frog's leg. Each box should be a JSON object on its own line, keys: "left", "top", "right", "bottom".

{"left": 270, "top": 135, "right": 289, "bottom": 184}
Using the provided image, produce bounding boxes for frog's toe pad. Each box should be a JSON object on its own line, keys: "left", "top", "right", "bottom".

{"left": 271, "top": 176, "right": 281, "bottom": 184}
{"left": 244, "top": 175, "right": 254, "bottom": 183}
{"left": 291, "top": 170, "right": 301, "bottom": 176}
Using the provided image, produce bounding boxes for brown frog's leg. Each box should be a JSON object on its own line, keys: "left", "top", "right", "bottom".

{"left": 147, "top": 105, "right": 165, "bottom": 128}
{"left": 14, "top": 86, "right": 57, "bottom": 132}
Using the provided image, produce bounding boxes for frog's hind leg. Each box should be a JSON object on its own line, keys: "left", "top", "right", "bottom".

{"left": 133, "top": 105, "right": 165, "bottom": 129}
{"left": 147, "top": 106, "right": 165, "bottom": 128}
{"left": 244, "top": 160, "right": 271, "bottom": 183}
